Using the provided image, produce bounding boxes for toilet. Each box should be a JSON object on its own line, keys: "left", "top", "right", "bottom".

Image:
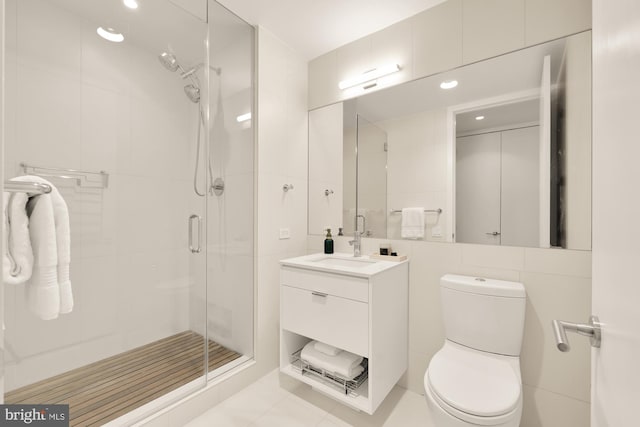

{"left": 424, "top": 274, "right": 526, "bottom": 427}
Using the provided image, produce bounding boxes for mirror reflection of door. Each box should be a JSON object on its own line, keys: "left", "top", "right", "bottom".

{"left": 456, "top": 124, "right": 540, "bottom": 246}
{"left": 456, "top": 132, "right": 502, "bottom": 245}
{"left": 353, "top": 115, "right": 388, "bottom": 238}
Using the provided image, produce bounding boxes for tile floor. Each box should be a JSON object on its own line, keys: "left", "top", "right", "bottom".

{"left": 185, "top": 369, "right": 435, "bottom": 427}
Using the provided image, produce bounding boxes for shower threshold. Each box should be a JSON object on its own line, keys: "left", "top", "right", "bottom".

{"left": 4, "top": 331, "right": 241, "bottom": 427}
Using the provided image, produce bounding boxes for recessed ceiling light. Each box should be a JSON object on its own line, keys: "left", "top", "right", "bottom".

{"left": 123, "top": 0, "right": 139, "bottom": 9}
{"left": 475, "top": 115, "right": 485, "bottom": 121}
{"left": 440, "top": 80, "right": 458, "bottom": 89}
{"left": 97, "top": 27, "right": 124, "bottom": 43}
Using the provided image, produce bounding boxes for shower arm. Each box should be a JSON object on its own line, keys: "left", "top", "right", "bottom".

{"left": 181, "top": 63, "right": 222, "bottom": 79}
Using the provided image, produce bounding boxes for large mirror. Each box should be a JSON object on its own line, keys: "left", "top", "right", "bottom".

{"left": 308, "top": 31, "right": 591, "bottom": 250}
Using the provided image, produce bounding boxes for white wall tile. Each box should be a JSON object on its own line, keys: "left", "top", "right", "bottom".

{"left": 520, "top": 272, "right": 592, "bottom": 402}
{"left": 461, "top": 243, "right": 526, "bottom": 270}
{"left": 462, "top": 0, "right": 526, "bottom": 64}
{"left": 413, "top": 0, "right": 463, "bottom": 78}
{"left": 525, "top": 248, "right": 592, "bottom": 278}
{"left": 308, "top": 51, "right": 339, "bottom": 110}
{"left": 521, "top": 384, "right": 590, "bottom": 427}
{"left": 525, "top": 0, "right": 592, "bottom": 46}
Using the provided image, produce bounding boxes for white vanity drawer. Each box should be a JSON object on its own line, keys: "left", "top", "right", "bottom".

{"left": 281, "top": 285, "right": 369, "bottom": 357}
{"left": 281, "top": 266, "right": 369, "bottom": 302}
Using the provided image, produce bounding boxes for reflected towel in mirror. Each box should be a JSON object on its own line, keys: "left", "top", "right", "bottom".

{"left": 401, "top": 207, "right": 424, "bottom": 239}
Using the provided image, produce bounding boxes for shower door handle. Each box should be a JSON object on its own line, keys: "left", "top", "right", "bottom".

{"left": 189, "top": 214, "right": 202, "bottom": 253}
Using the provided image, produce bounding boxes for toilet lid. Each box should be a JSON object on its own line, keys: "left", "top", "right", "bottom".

{"left": 427, "top": 343, "right": 521, "bottom": 418}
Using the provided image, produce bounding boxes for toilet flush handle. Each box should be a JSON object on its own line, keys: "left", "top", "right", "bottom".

{"left": 552, "top": 315, "right": 601, "bottom": 352}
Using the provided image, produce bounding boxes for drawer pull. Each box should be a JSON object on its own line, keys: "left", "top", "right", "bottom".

{"left": 312, "top": 291, "right": 328, "bottom": 298}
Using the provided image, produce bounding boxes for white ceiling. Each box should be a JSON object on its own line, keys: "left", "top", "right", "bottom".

{"left": 217, "top": 0, "right": 448, "bottom": 60}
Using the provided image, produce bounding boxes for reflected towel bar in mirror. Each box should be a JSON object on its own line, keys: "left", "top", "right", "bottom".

{"left": 4, "top": 181, "right": 52, "bottom": 195}
{"left": 390, "top": 208, "right": 442, "bottom": 214}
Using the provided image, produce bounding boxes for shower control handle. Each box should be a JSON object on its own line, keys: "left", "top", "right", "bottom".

{"left": 189, "top": 214, "right": 202, "bottom": 254}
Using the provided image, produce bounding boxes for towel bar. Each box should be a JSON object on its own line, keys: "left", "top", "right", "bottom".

{"left": 390, "top": 208, "right": 442, "bottom": 214}
{"left": 4, "top": 181, "right": 52, "bottom": 195}
{"left": 21, "top": 162, "right": 109, "bottom": 189}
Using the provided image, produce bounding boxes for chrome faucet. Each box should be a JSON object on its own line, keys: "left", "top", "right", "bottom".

{"left": 349, "top": 231, "right": 362, "bottom": 257}
{"left": 349, "top": 214, "right": 366, "bottom": 257}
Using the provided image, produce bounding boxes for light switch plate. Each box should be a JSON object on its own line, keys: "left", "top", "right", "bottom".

{"left": 279, "top": 228, "right": 291, "bottom": 239}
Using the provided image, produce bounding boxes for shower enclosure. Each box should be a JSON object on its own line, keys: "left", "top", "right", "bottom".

{"left": 1, "top": 0, "right": 254, "bottom": 425}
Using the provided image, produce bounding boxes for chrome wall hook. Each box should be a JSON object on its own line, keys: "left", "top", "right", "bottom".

{"left": 324, "top": 189, "right": 334, "bottom": 196}
{"left": 283, "top": 184, "right": 294, "bottom": 192}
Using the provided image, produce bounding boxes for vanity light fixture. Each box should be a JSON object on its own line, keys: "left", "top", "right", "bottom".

{"left": 475, "top": 115, "right": 485, "bottom": 121}
{"left": 338, "top": 63, "right": 401, "bottom": 90}
{"left": 97, "top": 27, "right": 124, "bottom": 43}
{"left": 440, "top": 80, "right": 458, "bottom": 89}
{"left": 236, "top": 112, "right": 252, "bottom": 123}
{"left": 123, "top": 0, "right": 139, "bottom": 9}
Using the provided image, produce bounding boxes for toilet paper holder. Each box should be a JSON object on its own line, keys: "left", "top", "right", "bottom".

{"left": 552, "top": 315, "right": 601, "bottom": 352}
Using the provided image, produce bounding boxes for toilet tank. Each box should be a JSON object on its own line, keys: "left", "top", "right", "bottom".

{"left": 440, "top": 274, "right": 526, "bottom": 356}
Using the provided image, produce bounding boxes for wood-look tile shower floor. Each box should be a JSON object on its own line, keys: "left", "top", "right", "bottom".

{"left": 4, "top": 331, "right": 241, "bottom": 426}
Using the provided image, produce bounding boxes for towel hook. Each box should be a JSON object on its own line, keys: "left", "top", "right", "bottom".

{"left": 324, "top": 189, "right": 334, "bottom": 196}
{"left": 283, "top": 184, "right": 294, "bottom": 192}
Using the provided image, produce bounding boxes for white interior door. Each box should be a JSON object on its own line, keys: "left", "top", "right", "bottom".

{"left": 501, "top": 126, "right": 539, "bottom": 247}
{"left": 456, "top": 132, "right": 501, "bottom": 245}
{"left": 592, "top": 0, "right": 640, "bottom": 425}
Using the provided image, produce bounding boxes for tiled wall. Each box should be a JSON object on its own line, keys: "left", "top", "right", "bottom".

{"left": 308, "top": 0, "right": 592, "bottom": 109}
{"left": 308, "top": 235, "right": 591, "bottom": 427}
{"left": 3, "top": 0, "right": 202, "bottom": 389}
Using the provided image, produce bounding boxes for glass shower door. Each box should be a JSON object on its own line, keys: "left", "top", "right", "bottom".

{"left": 2, "top": 0, "right": 210, "bottom": 424}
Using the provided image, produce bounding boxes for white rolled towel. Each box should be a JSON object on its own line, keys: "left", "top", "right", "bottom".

{"left": 25, "top": 176, "right": 73, "bottom": 315}
{"left": 301, "top": 341, "right": 364, "bottom": 380}
{"left": 2, "top": 186, "right": 34, "bottom": 285}
{"left": 25, "top": 192, "right": 60, "bottom": 320}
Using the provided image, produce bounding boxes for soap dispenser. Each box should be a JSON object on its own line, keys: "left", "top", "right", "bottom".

{"left": 324, "top": 228, "right": 334, "bottom": 254}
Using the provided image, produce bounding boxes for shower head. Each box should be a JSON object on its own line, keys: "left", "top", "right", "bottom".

{"left": 184, "top": 84, "right": 201, "bottom": 103}
{"left": 160, "top": 51, "right": 201, "bottom": 103}
{"left": 159, "top": 52, "right": 180, "bottom": 72}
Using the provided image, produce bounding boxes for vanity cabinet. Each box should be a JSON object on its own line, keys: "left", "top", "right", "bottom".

{"left": 279, "top": 254, "right": 409, "bottom": 414}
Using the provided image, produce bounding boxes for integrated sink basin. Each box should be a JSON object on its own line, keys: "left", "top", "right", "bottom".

{"left": 281, "top": 253, "right": 406, "bottom": 278}
{"left": 311, "top": 256, "right": 377, "bottom": 269}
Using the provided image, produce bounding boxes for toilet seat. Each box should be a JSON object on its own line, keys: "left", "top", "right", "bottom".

{"left": 426, "top": 341, "right": 522, "bottom": 425}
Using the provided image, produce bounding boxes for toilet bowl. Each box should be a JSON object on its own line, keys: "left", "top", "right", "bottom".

{"left": 424, "top": 275, "right": 526, "bottom": 427}
{"left": 424, "top": 341, "right": 522, "bottom": 426}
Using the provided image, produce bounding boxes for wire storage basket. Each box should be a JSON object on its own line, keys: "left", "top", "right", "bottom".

{"left": 290, "top": 348, "right": 368, "bottom": 396}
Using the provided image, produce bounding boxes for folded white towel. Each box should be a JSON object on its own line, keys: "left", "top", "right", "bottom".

{"left": 314, "top": 341, "right": 342, "bottom": 356}
{"left": 27, "top": 176, "right": 73, "bottom": 314}
{"left": 15, "top": 176, "right": 73, "bottom": 320}
{"left": 301, "top": 341, "right": 364, "bottom": 380}
{"left": 25, "top": 190, "right": 60, "bottom": 320}
{"left": 3, "top": 182, "right": 34, "bottom": 285}
{"left": 401, "top": 207, "right": 424, "bottom": 239}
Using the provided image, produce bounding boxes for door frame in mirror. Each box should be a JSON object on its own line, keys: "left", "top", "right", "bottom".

{"left": 446, "top": 88, "right": 541, "bottom": 244}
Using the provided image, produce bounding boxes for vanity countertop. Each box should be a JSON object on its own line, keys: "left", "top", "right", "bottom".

{"left": 280, "top": 252, "right": 408, "bottom": 278}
